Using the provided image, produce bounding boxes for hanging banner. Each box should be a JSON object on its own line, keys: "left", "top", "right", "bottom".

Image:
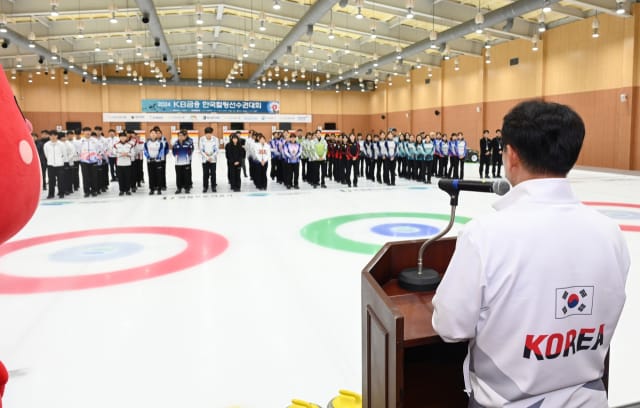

{"left": 102, "top": 112, "right": 311, "bottom": 123}
{"left": 142, "top": 99, "right": 280, "bottom": 114}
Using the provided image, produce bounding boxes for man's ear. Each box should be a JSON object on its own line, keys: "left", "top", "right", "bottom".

{"left": 505, "top": 144, "right": 520, "bottom": 169}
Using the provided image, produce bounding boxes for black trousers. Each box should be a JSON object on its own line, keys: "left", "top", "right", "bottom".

{"left": 307, "top": 161, "right": 319, "bottom": 185}
{"left": 101, "top": 162, "right": 109, "bottom": 188}
{"left": 425, "top": 160, "right": 433, "bottom": 183}
{"left": 147, "top": 161, "right": 163, "bottom": 192}
{"left": 358, "top": 156, "right": 365, "bottom": 174}
{"left": 492, "top": 155, "right": 503, "bottom": 177}
{"left": 345, "top": 160, "right": 359, "bottom": 186}
{"left": 40, "top": 160, "right": 47, "bottom": 189}
{"left": 270, "top": 157, "right": 278, "bottom": 180}
{"left": 480, "top": 154, "right": 491, "bottom": 177}
{"left": 202, "top": 162, "right": 217, "bottom": 190}
{"left": 116, "top": 165, "right": 131, "bottom": 193}
{"left": 383, "top": 159, "right": 396, "bottom": 185}
{"left": 430, "top": 158, "right": 438, "bottom": 178}
{"left": 228, "top": 162, "right": 241, "bottom": 190}
{"left": 159, "top": 161, "right": 166, "bottom": 188}
{"left": 71, "top": 161, "right": 80, "bottom": 190}
{"left": 175, "top": 165, "right": 192, "bottom": 190}
{"left": 449, "top": 156, "right": 460, "bottom": 179}
{"left": 255, "top": 162, "right": 268, "bottom": 189}
{"left": 276, "top": 158, "right": 285, "bottom": 183}
{"left": 62, "top": 164, "right": 73, "bottom": 193}
{"left": 47, "top": 166, "right": 64, "bottom": 197}
{"left": 80, "top": 162, "right": 99, "bottom": 194}
{"left": 285, "top": 162, "right": 300, "bottom": 187}
{"left": 439, "top": 156, "right": 448, "bottom": 177}
{"left": 375, "top": 158, "right": 383, "bottom": 182}
{"left": 109, "top": 157, "right": 117, "bottom": 179}
{"left": 459, "top": 158, "right": 465, "bottom": 180}
{"left": 319, "top": 161, "right": 327, "bottom": 186}
{"left": 301, "top": 158, "right": 308, "bottom": 181}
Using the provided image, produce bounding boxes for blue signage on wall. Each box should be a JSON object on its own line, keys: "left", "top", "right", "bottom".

{"left": 142, "top": 99, "right": 280, "bottom": 114}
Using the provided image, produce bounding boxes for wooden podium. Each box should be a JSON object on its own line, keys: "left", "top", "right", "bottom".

{"left": 361, "top": 237, "right": 610, "bottom": 408}
{"left": 361, "top": 237, "right": 466, "bottom": 408}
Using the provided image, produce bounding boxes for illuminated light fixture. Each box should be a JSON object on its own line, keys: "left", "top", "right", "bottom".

{"left": 36, "top": 64, "right": 42, "bottom": 75}
{"left": 15, "top": 57, "right": 22, "bottom": 68}
{"left": 50, "top": 0, "right": 59, "bottom": 17}
{"left": 485, "top": 49, "right": 491, "bottom": 64}
{"left": 428, "top": 67, "right": 433, "bottom": 78}
{"left": 273, "top": 0, "right": 281, "bottom": 11}
{"left": 338, "top": 68, "right": 343, "bottom": 80}
{"left": 50, "top": 45, "right": 59, "bottom": 60}
{"left": 249, "top": 36, "right": 255, "bottom": 48}
{"left": 430, "top": 30, "right": 438, "bottom": 48}
{"left": 0, "top": 14, "right": 7, "bottom": 33}
{"left": 327, "top": 54, "right": 333, "bottom": 63}
{"left": 312, "top": 64, "right": 317, "bottom": 72}
{"left": 10, "top": 69, "right": 16, "bottom": 80}
{"left": 132, "top": 69, "right": 138, "bottom": 78}
{"left": 484, "top": 40, "right": 491, "bottom": 49}
{"left": 68, "top": 56, "right": 75, "bottom": 69}
{"left": 406, "top": 0, "right": 415, "bottom": 19}
{"left": 531, "top": 34, "right": 539, "bottom": 51}
{"left": 196, "top": 32, "right": 203, "bottom": 46}
{"left": 370, "top": 23, "right": 376, "bottom": 39}
{"left": 135, "top": 45, "right": 142, "bottom": 56}
{"left": 335, "top": 84, "right": 340, "bottom": 93}
{"left": 195, "top": 4, "right": 204, "bottom": 24}
{"left": 454, "top": 57, "right": 460, "bottom": 71}
{"left": 243, "top": 48, "right": 249, "bottom": 58}
{"left": 110, "top": 10, "right": 118, "bottom": 24}
{"left": 405, "top": 72, "right": 411, "bottom": 82}
{"left": 197, "top": 60, "right": 203, "bottom": 67}
{"left": 92, "top": 68, "right": 97, "bottom": 80}
{"left": 591, "top": 15, "right": 599, "bottom": 38}
{"left": 475, "top": 12, "right": 484, "bottom": 34}
{"left": 373, "top": 54, "right": 379, "bottom": 67}
{"left": 94, "top": 41, "right": 101, "bottom": 52}
{"left": 259, "top": 11, "right": 267, "bottom": 31}
{"left": 126, "top": 31, "right": 133, "bottom": 43}
{"left": 82, "top": 63, "right": 88, "bottom": 75}
{"left": 328, "top": 24, "right": 335, "bottom": 40}
{"left": 616, "top": 0, "right": 626, "bottom": 14}
{"left": 50, "top": 68, "right": 56, "bottom": 80}
{"left": 76, "top": 22, "right": 84, "bottom": 38}
{"left": 538, "top": 14, "right": 546, "bottom": 32}
{"left": 28, "top": 73, "right": 33, "bottom": 83}
{"left": 28, "top": 32, "right": 37, "bottom": 48}
{"left": 395, "top": 46, "right": 402, "bottom": 59}
{"left": 307, "top": 44, "right": 313, "bottom": 54}
{"left": 355, "top": 0, "right": 364, "bottom": 19}
{"left": 108, "top": 49, "right": 115, "bottom": 62}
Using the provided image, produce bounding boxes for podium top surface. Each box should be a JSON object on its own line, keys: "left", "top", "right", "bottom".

{"left": 382, "top": 279, "right": 440, "bottom": 346}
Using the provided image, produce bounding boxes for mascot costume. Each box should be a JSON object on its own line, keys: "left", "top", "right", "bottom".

{"left": 0, "top": 66, "right": 43, "bottom": 406}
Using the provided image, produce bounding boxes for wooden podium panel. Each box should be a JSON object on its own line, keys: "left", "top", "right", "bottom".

{"left": 362, "top": 237, "right": 468, "bottom": 408}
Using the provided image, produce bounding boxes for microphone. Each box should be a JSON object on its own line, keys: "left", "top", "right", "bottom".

{"left": 438, "top": 178, "right": 510, "bottom": 196}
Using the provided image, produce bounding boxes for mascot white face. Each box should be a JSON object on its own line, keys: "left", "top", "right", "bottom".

{"left": 0, "top": 66, "right": 41, "bottom": 245}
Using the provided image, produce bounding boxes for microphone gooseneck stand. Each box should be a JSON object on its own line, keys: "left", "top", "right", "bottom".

{"left": 397, "top": 191, "right": 460, "bottom": 291}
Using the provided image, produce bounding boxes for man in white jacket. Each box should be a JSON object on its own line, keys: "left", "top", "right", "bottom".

{"left": 199, "top": 127, "right": 219, "bottom": 193}
{"left": 432, "top": 100, "right": 630, "bottom": 408}
{"left": 43, "top": 131, "right": 68, "bottom": 199}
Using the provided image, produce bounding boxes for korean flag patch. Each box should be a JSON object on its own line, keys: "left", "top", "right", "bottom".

{"left": 555, "top": 286, "right": 594, "bottom": 319}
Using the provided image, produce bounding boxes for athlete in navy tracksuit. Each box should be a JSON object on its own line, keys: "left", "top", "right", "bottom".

{"left": 172, "top": 130, "right": 194, "bottom": 194}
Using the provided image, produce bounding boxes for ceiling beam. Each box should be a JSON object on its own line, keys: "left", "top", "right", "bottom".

{"left": 562, "top": 0, "right": 629, "bottom": 16}
{"left": 249, "top": 0, "right": 340, "bottom": 82}
{"left": 134, "top": 0, "right": 177, "bottom": 80}
{"left": 325, "top": 0, "right": 562, "bottom": 88}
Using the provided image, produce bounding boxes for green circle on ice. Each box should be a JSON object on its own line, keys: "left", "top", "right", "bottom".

{"left": 300, "top": 212, "right": 472, "bottom": 255}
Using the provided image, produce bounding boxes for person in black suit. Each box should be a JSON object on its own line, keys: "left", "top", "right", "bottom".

{"left": 225, "top": 133, "right": 245, "bottom": 192}
{"left": 491, "top": 129, "right": 503, "bottom": 178}
{"left": 36, "top": 130, "right": 50, "bottom": 190}
{"left": 479, "top": 130, "right": 492, "bottom": 179}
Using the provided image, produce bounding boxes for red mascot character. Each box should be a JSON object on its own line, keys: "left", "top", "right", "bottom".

{"left": 0, "top": 66, "right": 43, "bottom": 406}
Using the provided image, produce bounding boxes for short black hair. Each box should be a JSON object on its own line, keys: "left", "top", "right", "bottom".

{"left": 82, "top": 126, "right": 91, "bottom": 132}
{"left": 501, "top": 100, "right": 584, "bottom": 176}
{"left": 204, "top": 127, "right": 213, "bottom": 134}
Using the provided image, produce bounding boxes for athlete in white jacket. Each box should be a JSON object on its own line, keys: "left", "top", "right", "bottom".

{"left": 432, "top": 101, "right": 630, "bottom": 408}
{"left": 43, "top": 132, "right": 68, "bottom": 198}
{"left": 199, "top": 127, "right": 219, "bottom": 193}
